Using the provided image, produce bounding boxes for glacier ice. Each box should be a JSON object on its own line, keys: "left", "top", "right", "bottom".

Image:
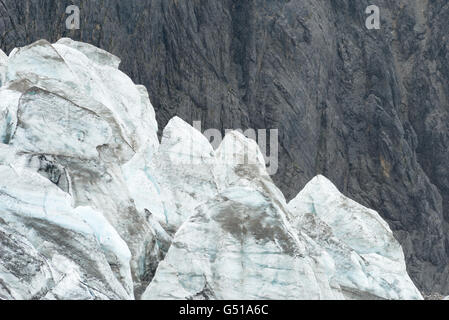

{"left": 0, "top": 39, "right": 423, "bottom": 300}
{"left": 141, "top": 128, "right": 422, "bottom": 300}
{"left": 287, "top": 175, "right": 423, "bottom": 300}
{"left": 1, "top": 39, "right": 160, "bottom": 298}
{"left": 124, "top": 116, "right": 218, "bottom": 234}
{"left": 0, "top": 145, "right": 133, "bottom": 299}
{"left": 142, "top": 186, "right": 344, "bottom": 300}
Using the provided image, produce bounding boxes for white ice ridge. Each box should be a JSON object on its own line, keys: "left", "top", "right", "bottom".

{"left": 0, "top": 48, "right": 7, "bottom": 87}
{"left": 0, "top": 39, "right": 423, "bottom": 300}
{"left": 287, "top": 175, "right": 423, "bottom": 300}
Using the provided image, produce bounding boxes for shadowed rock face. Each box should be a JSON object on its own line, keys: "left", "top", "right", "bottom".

{"left": 1, "top": 0, "right": 448, "bottom": 294}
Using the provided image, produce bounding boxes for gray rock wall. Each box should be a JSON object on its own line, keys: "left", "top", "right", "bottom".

{"left": 1, "top": 0, "right": 448, "bottom": 295}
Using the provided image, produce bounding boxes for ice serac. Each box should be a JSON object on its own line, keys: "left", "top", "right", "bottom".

{"left": 288, "top": 175, "right": 423, "bottom": 300}
{"left": 124, "top": 116, "right": 217, "bottom": 235}
{"left": 142, "top": 185, "right": 343, "bottom": 300}
{"left": 215, "top": 130, "right": 288, "bottom": 208}
{"left": 0, "top": 39, "right": 424, "bottom": 300}
{"left": 0, "top": 49, "right": 6, "bottom": 87}
{"left": 143, "top": 130, "right": 422, "bottom": 300}
{"left": 0, "top": 145, "right": 132, "bottom": 300}
{"left": 3, "top": 0, "right": 449, "bottom": 295}
{"left": 0, "top": 39, "right": 161, "bottom": 298}
{"left": 55, "top": 38, "right": 121, "bottom": 69}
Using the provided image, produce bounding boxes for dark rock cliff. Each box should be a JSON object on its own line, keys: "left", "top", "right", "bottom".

{"left": 1, "top": 0, "right": 448, "bottom": 295}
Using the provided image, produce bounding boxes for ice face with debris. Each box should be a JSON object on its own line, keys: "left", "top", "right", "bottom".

{"left": 0, "top": 39, "right": 423, "bottom": 300}
{"left": 0, "top": 49, "right": 6, "bottom": 87}
{"left": 142, "top": 186, "right": 344, "bottom": 300}
{"left": 142, "top": 127, "right": 422, "bottom": 300}
{"left": 0, "top": 39, "right": 160, "bottom": 298}
{"left": 0, "top": 145, "right": 132, "bottom": 300}
{"left": 123, "top": 116, "right": 218, "bottom": 235}
{"left": 139, "top": 128, "right": 343, "bottom": 299}
{"left": 287, "top": 176, "right": 423, "bottom": 300}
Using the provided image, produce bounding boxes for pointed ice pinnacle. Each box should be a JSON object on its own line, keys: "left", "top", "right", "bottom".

{"left": 288, "top": 175, "right": 423, "bottom": 299}
{"left": 0, "top": 39, "right": 423, "bottom": 300}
